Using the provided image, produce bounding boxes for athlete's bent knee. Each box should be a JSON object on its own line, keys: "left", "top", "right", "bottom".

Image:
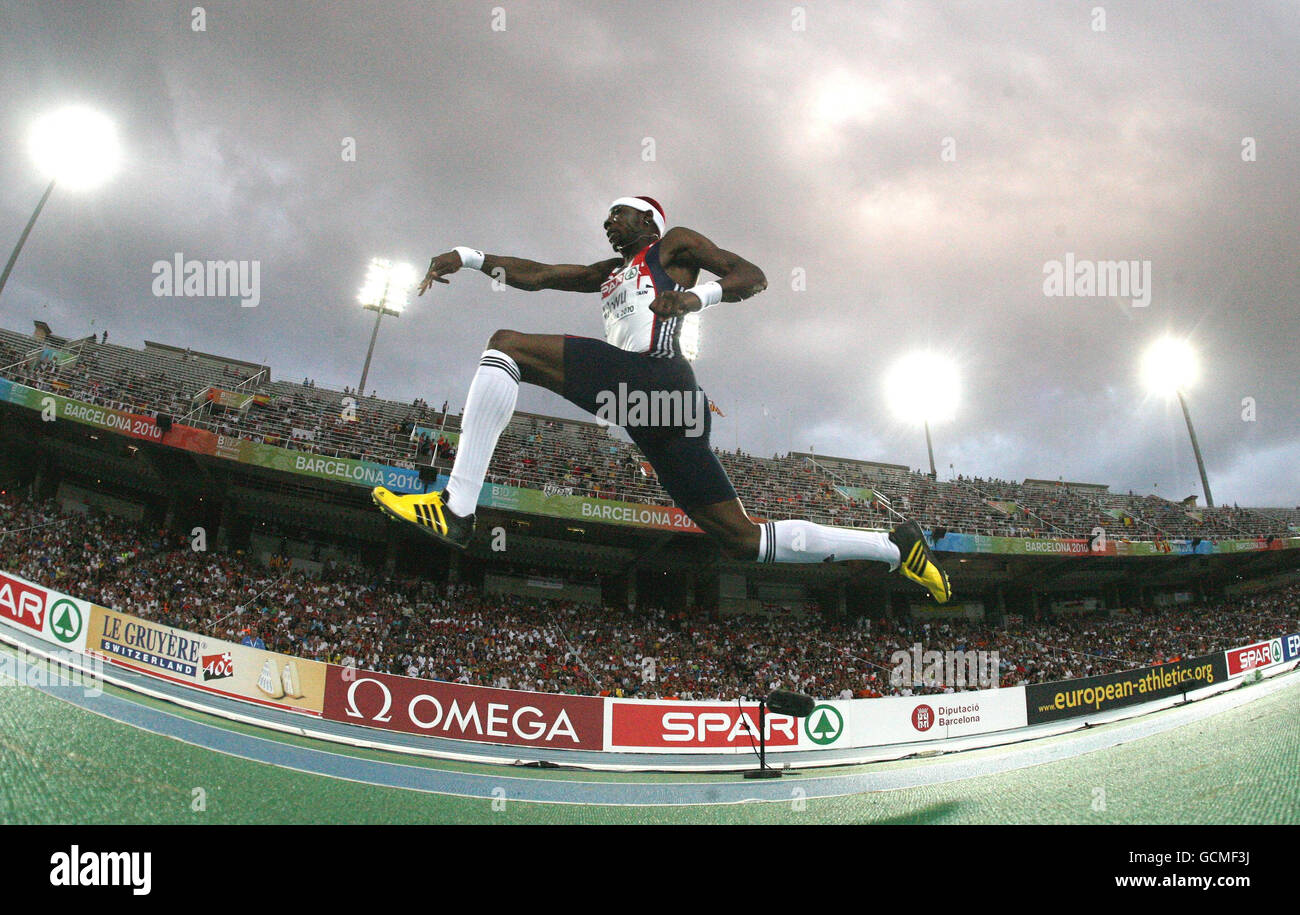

{"left": 488, "top": 328, "right": 523, "bottom": 357}
{"left": 718, "top": 525, "right": 759, "bottom": 561}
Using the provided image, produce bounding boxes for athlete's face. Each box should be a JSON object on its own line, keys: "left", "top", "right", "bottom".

{"left": 603, "top": 205, "right": 656, "bottom": 252}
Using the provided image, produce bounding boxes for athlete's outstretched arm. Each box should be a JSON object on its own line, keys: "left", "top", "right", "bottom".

{"left": 652, "top": 227, "right": 768, "bottom": 315}
{"left": 417, "top": 249, "right": 620, "bottom": 295}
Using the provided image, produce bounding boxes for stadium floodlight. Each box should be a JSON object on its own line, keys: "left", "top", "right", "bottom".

{"left": 1140, "top": 337, "right": 1214, "bottom": 508}
{"left": 0, "top": 106, "right": 122, "bottom": 302}
{"left": 1140, "top": 336, "right": 1198, "bottom": 397}
{"left": 884, "top": 351, "right": 960, "bottom": 479}
{"left": 356, "top": 258, "right": 418, "bottom": 397}
{"left": 29, "top": 106, "right": 122, "bottom": 191}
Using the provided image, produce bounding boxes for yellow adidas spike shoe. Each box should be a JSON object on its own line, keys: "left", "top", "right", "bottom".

{"left": 372, "top": 487, "right": 475, "bottom": 549}
{"left": 889, "top": 520, "right": 952, "bottom": 603}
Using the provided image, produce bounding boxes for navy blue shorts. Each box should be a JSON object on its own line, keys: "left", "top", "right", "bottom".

{"left": 561, "top": 335, "right": 738, "bottom": 510}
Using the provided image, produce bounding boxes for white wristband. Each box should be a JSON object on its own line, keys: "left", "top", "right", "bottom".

{"left": 454, "top": 247, "right": 485, "bottom": 271}
{"left": 688, "top": 281, "right": 723, "bottom": 310}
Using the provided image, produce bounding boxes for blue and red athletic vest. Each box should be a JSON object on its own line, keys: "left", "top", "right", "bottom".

{"left": 599, "top": 242, "right": 699, "bottom": 359}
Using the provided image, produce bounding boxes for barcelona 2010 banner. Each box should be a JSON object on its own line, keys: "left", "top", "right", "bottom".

{"left": 3, "top": 377, "right": 1297, "bottom": 551}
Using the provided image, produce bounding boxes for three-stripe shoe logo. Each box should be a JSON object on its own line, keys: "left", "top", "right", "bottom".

{"left": 906, "top": 541, "right": 951, "bottom": 601}
{"left": 413, "top": 499, "right": 447, "bottom": 534}
{"left": 905, "top": 542, "right": 929, "bottom": 577}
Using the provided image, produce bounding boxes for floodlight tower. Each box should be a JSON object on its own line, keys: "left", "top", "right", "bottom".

{"left": 1141, "top": 337, "right": 1214, "bottom": 508}
{"left": 356, "top": 258, "right": 417, "bottom": 397}
{"left": 0, "top": 106, "right": 122, "bottom": 301}
{"left": 884, "top": 351, "right": 960, "bottom": 479}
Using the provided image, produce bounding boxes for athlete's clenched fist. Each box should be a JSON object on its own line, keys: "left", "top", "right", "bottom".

{"left": 648, "top": 289, "right": 702, "bottom": 317}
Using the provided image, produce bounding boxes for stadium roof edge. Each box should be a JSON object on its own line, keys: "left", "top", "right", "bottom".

{"left": 511, "top": 408, "right": 611, "bottom": 435}
{"left": 789, "top": 452, "right": 910, "bottom": 473}
{"left": 31, "top": 320, "right": 95, "bottom": 349}
{"left": 1023, "top": 478, "right": 1110, "bottom": 492}
{"left": 142, "top": 340, "right": 270, "bottom": 377}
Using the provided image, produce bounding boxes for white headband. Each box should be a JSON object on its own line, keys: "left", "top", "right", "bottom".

{"left": 609, "top": 197, "right": 665, "bottom": 236}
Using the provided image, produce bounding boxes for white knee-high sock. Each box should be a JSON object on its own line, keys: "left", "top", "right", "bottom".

{"left": 755, "top": 519, "right": 900, "bottom": 569}
{"left": 443, "top": 350, "right": 519, "bottom": 517}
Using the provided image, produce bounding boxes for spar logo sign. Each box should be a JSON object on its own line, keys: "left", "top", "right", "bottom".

{"left": 804, "top": 704, "right": 844, "bottom": 745}
{"left": 0, "top": 573, "right": 91, "bottom": 650}
{"left": 0, "top": 572, "right": 45, "bottom": 633}
{"left": 609, "top": 702, "right": 799, "bottom": 750}
{"left": 1226, "top": 639, "right": 1285, "bottom": 677}
{"left": 48, "top": 599, "right": 83, "bottom": 644}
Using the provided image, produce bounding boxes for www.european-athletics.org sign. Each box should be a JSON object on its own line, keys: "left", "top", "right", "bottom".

{"left": 1024, "top": 653, "right": 1228, "bottom": 725}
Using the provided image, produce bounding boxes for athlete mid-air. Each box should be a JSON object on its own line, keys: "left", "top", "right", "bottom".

{"left": 372, "top": 196, "right": 951, "bottom": 602}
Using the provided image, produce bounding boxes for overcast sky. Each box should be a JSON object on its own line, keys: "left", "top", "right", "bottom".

{"left": 1, "top": 1, "right": 1296, "bottom": 507}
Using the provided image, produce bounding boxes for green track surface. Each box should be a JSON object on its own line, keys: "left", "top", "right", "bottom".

{"left": 1, "top": 671, "right": 1296, "bottom": 824}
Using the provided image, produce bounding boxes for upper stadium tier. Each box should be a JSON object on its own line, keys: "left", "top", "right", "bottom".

{"left": 1, "top": 321, "right": 1294, "bottom": 543}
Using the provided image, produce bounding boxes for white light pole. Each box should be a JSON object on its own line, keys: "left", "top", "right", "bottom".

{"left": 356, "top": 258, "right": 417, "bottom": 397}
{"left": 884, "top": 351, "right": 960, "bottom": 479}
{"left": 1141, "top": 337, "right": 1213, "bottom": 508}
{"left": 0, "top": 106, "right": 122, "bottom": 302}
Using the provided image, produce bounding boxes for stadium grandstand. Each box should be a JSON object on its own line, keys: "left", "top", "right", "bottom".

{"left": 3, "top": 320, "right": 1295, "bottom": 540}
{"left": 2, "top": 320, "right": 1298, "bottom": 704}
{"left": 0, "top": 491, "right": 1295, "bottom": 701}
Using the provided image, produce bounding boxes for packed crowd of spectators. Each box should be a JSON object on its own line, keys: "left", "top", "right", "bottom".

{"left": 2, "top": 324, "right": 1295, "bottom": 540}
{"left": 3, "top": 494, "right": 1295, "bottom": 701}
